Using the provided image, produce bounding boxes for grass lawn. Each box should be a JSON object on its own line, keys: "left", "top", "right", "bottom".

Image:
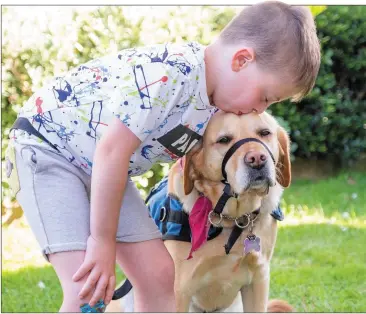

{"left": 2, "top": 172, "right": 365, "bottom": 312}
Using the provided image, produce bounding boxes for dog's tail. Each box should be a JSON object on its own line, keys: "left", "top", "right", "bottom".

{"left": 267, "top": 299, "right": 294, "bottom": 312}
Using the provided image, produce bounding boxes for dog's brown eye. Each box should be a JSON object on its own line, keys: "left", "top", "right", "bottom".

{"left": 259, "top": 129, "right": 271, "bottom": 137}
{"left": 217, "top": 136, "right": 232, "bottom": 144}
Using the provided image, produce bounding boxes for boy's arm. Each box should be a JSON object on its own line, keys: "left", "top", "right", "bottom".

{"left": 73, "top": 117, "right": 141, "bottom": 306}
{"left": 90, "top": 116, "right": 140, "bottom": 242}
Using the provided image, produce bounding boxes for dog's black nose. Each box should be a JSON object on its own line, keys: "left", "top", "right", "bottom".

{"left": 244, "top": 151, "right": 267, "bottom": 169}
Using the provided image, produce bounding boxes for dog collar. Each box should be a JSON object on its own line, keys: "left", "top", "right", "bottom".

{"left": 208, "top": 207, "right": 261, "bottom": 255}
{"left": 208, "top": 207, "right": 260, "bottom": 229}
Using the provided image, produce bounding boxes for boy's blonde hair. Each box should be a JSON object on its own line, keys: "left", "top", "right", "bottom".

{"left": 219, "top": 1, "right": 321, "bottom": 101}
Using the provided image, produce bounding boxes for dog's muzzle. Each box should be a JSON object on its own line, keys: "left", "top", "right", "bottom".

{"left": 221, "top": 137, "right": 275, "bottom": 183}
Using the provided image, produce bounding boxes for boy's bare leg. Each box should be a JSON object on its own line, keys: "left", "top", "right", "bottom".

{"left": 116, "top": 239, "right": 176, "bottom": 312}
{"left": 49, "top": 251, "right": 97, "bottom": 312}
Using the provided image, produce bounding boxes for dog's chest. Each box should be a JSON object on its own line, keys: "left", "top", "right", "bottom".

{"left": 181, "top": 219, "right": 275, "bottom": 311}
{"left": 165, "top": 213, "right": 278, "bottom": 312}
{"left": 181, "top": 232, "right": 256, "bottom": 309}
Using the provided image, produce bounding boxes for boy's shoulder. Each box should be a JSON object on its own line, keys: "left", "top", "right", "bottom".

{"left": 113, "top": 41, "right": 206, "bottom": 73}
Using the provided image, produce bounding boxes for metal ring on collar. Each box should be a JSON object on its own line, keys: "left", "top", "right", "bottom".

{"left": 235, "top": 216, "right": 250, "bottom": 229}
{"left": 160, "top": 206, "right": 167, "bottom": 222}
{"left": 208, "top": 210, "right": 223, "bottom": 227}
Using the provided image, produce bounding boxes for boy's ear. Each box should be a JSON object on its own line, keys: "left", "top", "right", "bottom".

{"left": 183, "top": 141, "right": 203, "bottom": 195}
{"left": 276, "top": 127, "right": 291, "bottom": 188}
{"left": 232, "top": 48, "right": 255, "bottom": 72}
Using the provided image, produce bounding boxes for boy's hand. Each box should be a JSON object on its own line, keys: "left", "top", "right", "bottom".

{"left": 73, "top": 235, "right": 116, "bottom": 306}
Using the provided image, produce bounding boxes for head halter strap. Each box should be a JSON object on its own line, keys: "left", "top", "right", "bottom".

{"left": 221, "top": 137, "right": 275, "bottom": 183}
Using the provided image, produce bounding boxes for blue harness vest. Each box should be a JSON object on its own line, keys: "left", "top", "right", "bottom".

{"left": 147, "top": 177, "right": 223, "bottom": 242}
{"left": 146, "top": 177, "right": 284, "bottom": 242}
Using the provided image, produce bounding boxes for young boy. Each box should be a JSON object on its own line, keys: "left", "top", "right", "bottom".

{"left": 5, "top": 1, "right": 320, "bottom": 312}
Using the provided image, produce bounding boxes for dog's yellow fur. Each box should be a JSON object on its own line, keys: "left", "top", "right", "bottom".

{"left": 165, "top": 111, "right": 292, "bottom": 312}
{"left": 108, "top": 111, "right": 293, "bottom": 312}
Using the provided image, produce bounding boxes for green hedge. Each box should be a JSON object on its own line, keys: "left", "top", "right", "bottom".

{"left": 269, "top": 6, "right": 366, "bottom": 167}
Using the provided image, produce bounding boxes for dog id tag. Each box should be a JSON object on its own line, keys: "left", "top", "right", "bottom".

{"left": 244, "top": 220, "right": 261, "bottom": 254}
{"left": 244, "top": 234, "right": 261, "bottom": 254}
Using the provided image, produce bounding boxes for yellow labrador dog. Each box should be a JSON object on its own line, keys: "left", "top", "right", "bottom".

{"left": 109, "top": 110, "right": 292, "bottom": 312}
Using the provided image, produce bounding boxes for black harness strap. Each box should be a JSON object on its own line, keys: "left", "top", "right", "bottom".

{"left": 212, "top": 183, "right": 232, "bottom": 214}
{"left": 10, "top": 117, "right": 60, "bottom": 152}
{"left": 224, "top": 225, "right": 245, "bottom": 255}
{"left": 207, "top": 226, "right": 223, "bottom": 241}
{"left": 221, "top": 138, "right": 275, "bottom": 182}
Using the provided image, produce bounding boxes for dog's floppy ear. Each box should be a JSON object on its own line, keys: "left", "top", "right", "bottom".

{"left": 276, "top": 127, "right": 291, "bottom": 187}
{"left": 183, "top": 141, "right": 202, "bottom": 195}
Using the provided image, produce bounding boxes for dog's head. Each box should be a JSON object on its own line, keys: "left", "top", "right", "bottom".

{"left": 183, "top": 111, "right": 291, "bottom": 198}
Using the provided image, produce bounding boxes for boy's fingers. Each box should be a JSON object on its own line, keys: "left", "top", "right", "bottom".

{"left": 104, "top": 275, "right": 116, "bottom": 305}
{"left": 73, "top": 261, "right": 93, "bottom": 282}
{"left": 89, "top": 276, "right": 109, "bottom": 307}
{"left": 78, "top": 270, "right": 100, "bottom": 299}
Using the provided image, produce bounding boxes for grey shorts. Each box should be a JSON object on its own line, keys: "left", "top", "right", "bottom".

{"left": 6, "top": 139, "right": 162, "bottom": 261}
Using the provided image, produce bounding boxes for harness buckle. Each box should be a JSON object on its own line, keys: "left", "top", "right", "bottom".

{"left": 160, "top": 206, "right": 167, "bottom": 222}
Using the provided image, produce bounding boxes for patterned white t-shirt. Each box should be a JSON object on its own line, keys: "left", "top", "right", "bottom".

{"left": 16, "top": 42, "right": 216, "bottom": 176}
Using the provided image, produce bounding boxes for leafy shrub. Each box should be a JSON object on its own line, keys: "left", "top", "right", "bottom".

{"left": 269, "top": 6, "right": 366, "bottom": 166}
